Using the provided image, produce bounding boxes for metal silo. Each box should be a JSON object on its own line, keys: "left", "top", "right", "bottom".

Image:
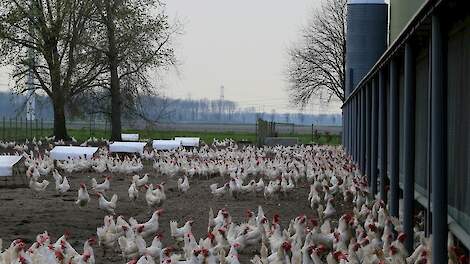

{"left": 345, "top": 0, "right": 388, "bottom": 96}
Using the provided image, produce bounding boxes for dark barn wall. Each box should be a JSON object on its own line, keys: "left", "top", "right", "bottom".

{"left": 414, "top": 45, "right": 429, "bottom": 195}
{"left": 447, "top": 16, "right": 470, "bottom": 235}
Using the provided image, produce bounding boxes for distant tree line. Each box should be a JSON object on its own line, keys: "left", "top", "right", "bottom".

{"left": 0, "top": 92, "right": 342, "bottom": 126}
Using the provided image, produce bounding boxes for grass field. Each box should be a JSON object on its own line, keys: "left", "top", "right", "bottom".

{"left": 0, "top": 127, "right": 341, "bottom": 145}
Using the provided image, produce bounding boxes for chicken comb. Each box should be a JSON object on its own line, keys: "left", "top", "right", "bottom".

{"left": 397, "top": 232, "right": 407, "bottom": 242}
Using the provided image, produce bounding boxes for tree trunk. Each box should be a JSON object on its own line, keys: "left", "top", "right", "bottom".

{"left": 110, "top": 59, "right": 122, "bottom": 141}
{"left": 52, "top": 93, "right": 68, "bottom": 140}
{"left": 49, "top": 50, "right": 69, "bottom": 140}
{"left": 106, "top": 5, "right": 122, "bottom": 141}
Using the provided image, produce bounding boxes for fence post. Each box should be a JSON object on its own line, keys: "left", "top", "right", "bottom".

{"left": 16, "top": 117, "right": 19, "bottom": 141}
{"left": 9, "top": 118, "right": 12, "bottom": 141}
{"left": 89, "top": 114, "right": 92, "bottom": 138}
{"left": 24, "top": 117, "right": 27, "bottom": 140}
{"left": 311, "top": 124, "right": 314, "bottom": 143}
{"left": 93, "top": 115, "right": 96, "bottom": 138}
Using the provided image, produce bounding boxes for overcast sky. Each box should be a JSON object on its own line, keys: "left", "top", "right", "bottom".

{"left": 0, "top": 0, "right": 342, "bottom": 114}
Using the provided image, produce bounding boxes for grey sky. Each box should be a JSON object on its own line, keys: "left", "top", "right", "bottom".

{"left": 0, "top": 0, "right": 342, "bottom": 114}
{"left": 163, "top": 0, "right": 333, "bottom": 113}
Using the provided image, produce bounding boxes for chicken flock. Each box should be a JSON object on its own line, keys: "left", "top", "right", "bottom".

{"left": 0, "top": 137, "right": 468, "bottom": 264}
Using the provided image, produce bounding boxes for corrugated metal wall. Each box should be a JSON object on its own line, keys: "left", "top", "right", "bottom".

{"left": 447, "top": 16, "right": 470, "bottom": 235}
{"left": 414, "top": 46, "right": 429, "bottom": 195}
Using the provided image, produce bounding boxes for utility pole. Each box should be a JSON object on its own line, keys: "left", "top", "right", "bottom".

{"left": 219, "top": 85, "right": 224, "bottom": 121}
{"left": 26, "top": 13, "right": 36, "bottom": 121}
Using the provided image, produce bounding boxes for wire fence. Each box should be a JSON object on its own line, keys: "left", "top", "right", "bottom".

{"left": 0, "top": 116, "right": 341, "bottom": 144}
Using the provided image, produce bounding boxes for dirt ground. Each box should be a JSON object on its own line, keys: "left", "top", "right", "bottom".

{"left": 0, "top": 152, "right": 348, "bottom": 263}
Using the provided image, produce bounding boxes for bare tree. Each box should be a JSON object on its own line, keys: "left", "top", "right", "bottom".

{"left": 87, "top": 0, "right": 178, "bottom": 140}
{"left": 286, "top": 0, "right": 347, "bottom": 108}
{"left": 0, "top": 0, "right": 104, "bottom": 140}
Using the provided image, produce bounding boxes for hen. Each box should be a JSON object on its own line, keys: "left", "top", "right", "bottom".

{"left": 91, "top": 176, "right": 111, "bottom": 193}
{"left": 177, "top": 175, "right": 190, "bottom": 193}
{"left": 209, "top": 183, "right": 228, "bottom": 198}
{"left": 75, "top": 183, "right": 90, "bottom": 208}
{"left": 133, "top": 209, "right": 164, "bottom": 238}
{"left": 98, "top": 193, "right": 118, "bottom": 215}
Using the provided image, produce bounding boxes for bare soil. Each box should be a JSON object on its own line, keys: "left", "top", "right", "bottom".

{"left": 0, "top": 154, "right": 348, "bottom": 263}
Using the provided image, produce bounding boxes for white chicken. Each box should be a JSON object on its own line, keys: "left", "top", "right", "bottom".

{"left": 170, "top": 220, "right": 194, "bottom": 240}
{"left": 323, "top": 198, "right": 337, "bottom": 219}
{"left": 29, "top": 178, "right": 49, "bottom": 194}
{"left": 128, "top": 182, "right": 139, "bottom": 202}
{"left": 118, "top": 228, "right": 139, "bottom": 260}
{"left": 177, "top": 175, "right": 190, "bottom": 193}
{"left": 91, "top": 176, "right": 111, "bottom": 193}
{"left": 144, "top": 184, "right": 166, "bottom": 208}
{"left": 135, "top": 234, "right": 163, "bottom": 258}
{"left": 209, "top": 183, "right": 228, "bottom": 198}
{"left": 52, "top": 170, "right": 70, "bottom": 195}
{"left": 97, "top": 193, "right": 118, "bottom": 215}
{"left": 132, "top": 209, "right": 164, "bottom": 238}
{"left": 228, "top": 178, "right": 241, "bottom": 199}
{"left": 75, "top": 183, "right": 90, "bottom": 209}
{"left": 132, "top": 174, "right": 149, "bottom": 189}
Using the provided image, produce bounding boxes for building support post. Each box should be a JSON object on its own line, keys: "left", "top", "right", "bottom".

{"left": 342, "top": 108, "right": 345, "bottom": 147}
{"left": 366, "top": 84, "right": 371, "bottom": 185}
{"left": 346, "top": 104, "right": 349, "bottom": 153}
{"left": 350, "top": 102, "right": 353, "bottom": 155}
{"left": 403, "top": 42, "right": 416, "bottom": 253}
{"left": 356, "top": 96, "right": 360, "bottom": 162}
{"left": 344, "top": 106, "right": 347, "bottom": 152}
{"left": 431, "top": 14, "right": 447, "bottom": 263}
{"left": 350, "top": 101, "right": 353, "bottom": 157}
{"left": 371, "top": 77, "right": 378, "bottom": 195}
{"left": 379, "top": 68, "right": 387, "bottom": 202}
{"left": 389, "top": 58, "right": 399, "bottom": 217}
{"left": 353, "top": 97, "right": 357, "bottom": 161}
{"left": 361, "top": 88, "right": 366, "bottom": 173}
{"left": 358, "top": 90, "right": 362, "bottom": 170}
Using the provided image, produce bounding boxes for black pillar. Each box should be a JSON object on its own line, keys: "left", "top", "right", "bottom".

{"left": 344, "top": 106, "right": 348, "bottom": 152}
{"left": 342, "top": 108, "right": 345, "bottom": 148}
{"left": 389, "top": 58, "right": 399, "bottom": 217}
{"left": 403, "top": 42, "right": 415, "bottom": 253}
{"left": 356, "top": 96, "right": 361, "bottom": 164}
{"left": 353, "top": 97, "right": 357, "bottom": 161}
{"left": 431, "top": 14, "right": 447, "bottom": 263}
{"left": 366, "top": 84, "right": 371, "bottom": 185}
{"left": 349, "top": 98, "right": 354, "bottom": 157}
{"left": 350, "top": 102, "right": 353, "bottom": 155}
{"left": 361, "top": 88, "right": 366, "bottom": 173}
{"left": 371, "top": 77, "right": 378, "bottom": 195}
{"left": 346, "top": 106, "right": 349, "bottom": 152}
{"left": 350, "top": 100, "right": 354, "bottom": 158}
{"left": 379, "top": 68, "right": 387, "bottom": 202}
{"left": 358, "top": 90, "right": 363, "bottom": 170}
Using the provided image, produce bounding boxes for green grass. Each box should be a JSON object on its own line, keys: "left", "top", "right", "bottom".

{"left": 0, "top": 127, "right": 341, "bottom": 146}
